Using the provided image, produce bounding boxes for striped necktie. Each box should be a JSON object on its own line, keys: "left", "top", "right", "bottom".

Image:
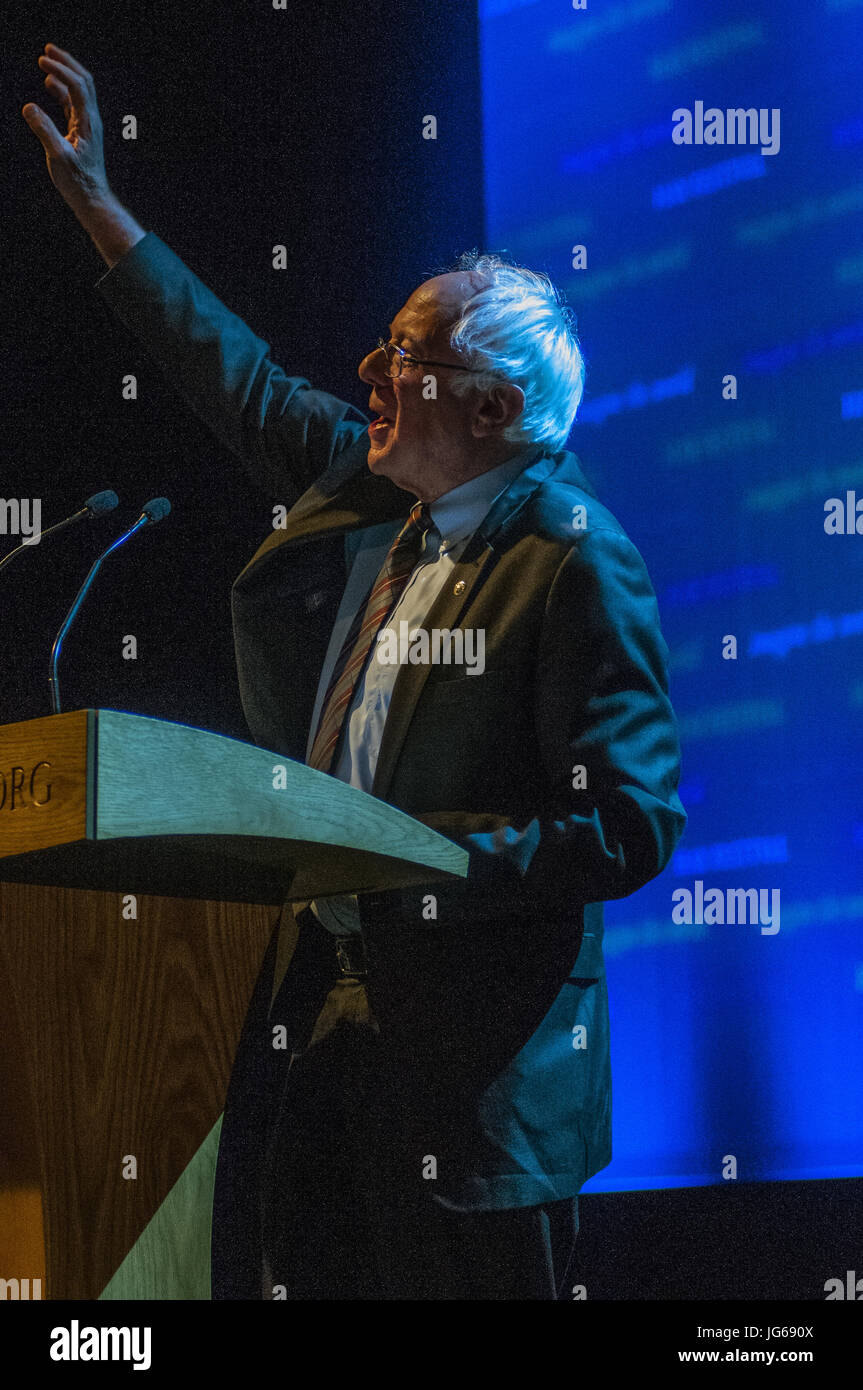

{"left": 307, "top": 500, "right": 433, "bottom": 774}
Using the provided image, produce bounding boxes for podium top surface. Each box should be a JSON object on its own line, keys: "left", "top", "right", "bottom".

{"left": 0, "top": 709, "right": 468, "bottom": 903}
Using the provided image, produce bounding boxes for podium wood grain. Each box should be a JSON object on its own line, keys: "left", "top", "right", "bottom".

{"left": 0, "top": 882, "right": 274, "bottom": 1300}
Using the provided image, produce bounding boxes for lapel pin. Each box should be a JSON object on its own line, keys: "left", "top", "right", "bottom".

{"left": 453, "top": 579, "right": 466, "bottom": 594}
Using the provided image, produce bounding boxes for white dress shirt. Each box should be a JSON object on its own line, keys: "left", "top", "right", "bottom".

{"left": 308, "top": 451, "right": 531, "bottom": 935}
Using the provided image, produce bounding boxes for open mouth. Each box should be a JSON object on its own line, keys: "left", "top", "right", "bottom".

{"left": 368, "top": 413, "right": 393, "bottom": 437}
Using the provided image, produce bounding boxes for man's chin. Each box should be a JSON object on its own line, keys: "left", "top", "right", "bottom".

{"left": 366, "top": 447, "right": 416, "bottom": 494}
{"left": 367, "top": 442, "right": 395, "bottom": 477}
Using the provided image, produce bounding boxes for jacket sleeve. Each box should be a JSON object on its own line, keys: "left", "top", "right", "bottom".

{"left": 96, "top": 231, "right": 369, "bottom": 501}
{"left": 417, "top": 524, "right": 687, "bottom": 908}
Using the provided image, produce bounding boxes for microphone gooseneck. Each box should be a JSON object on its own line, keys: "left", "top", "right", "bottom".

{"left": 48, "top": 498, "right": 171, "bottom": 715}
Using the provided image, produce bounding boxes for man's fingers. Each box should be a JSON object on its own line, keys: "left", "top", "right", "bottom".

{"left": 38, "top": 54, "right": 90, "bottom": 109}
{"left": 37, "top": 55, "right": 95, "bottom": 135}
{"left": 21, "top": 103, "right": 68, "bottom": 160}
{"left": 44, "top": 72, "right": 72, "bottom": 118}
{"left": 44, "top": 43, "right": 92, "bottom": 82}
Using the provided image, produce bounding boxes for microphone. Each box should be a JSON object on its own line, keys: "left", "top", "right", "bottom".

{"left": 0, "top": 490, "right": 119, "bottom": 574}
{"left": 84, "top": 490, "right": 121, "bottom": 517}
{"left": 48, "top": 498, "right": 172, "bottom": 715}
{"left": 139, "top": 497, "right": 171, "bottom": 524}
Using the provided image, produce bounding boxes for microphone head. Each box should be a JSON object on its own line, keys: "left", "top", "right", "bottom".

{"left": 140, "top": 497, "right": 172, "bottom": 524}
{"left": 86, "top": 489, "right": 119, "bottom": 516}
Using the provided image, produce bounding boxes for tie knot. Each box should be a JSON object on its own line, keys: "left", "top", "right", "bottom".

{"left": 409, "top": 500, "right": 431, "bottom": 533}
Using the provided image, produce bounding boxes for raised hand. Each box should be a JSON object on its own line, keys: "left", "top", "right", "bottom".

{"left": 21, "top": 44, "right": 145, "bottom": 267}
{"left": 23, "top": 44, "right": 110, "bottom": 213}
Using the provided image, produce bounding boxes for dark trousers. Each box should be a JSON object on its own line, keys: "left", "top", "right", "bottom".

{"left": 258, "top": 973, "right": 579, "bottom": 1301}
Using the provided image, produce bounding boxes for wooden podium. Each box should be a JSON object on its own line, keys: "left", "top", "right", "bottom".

{"left": 0, "top": 710, "right": 467, "bottom": 1300}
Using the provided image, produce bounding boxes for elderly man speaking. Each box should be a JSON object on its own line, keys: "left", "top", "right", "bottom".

{"left": 24, "top": 44, "right": 686, "bottom": 1301}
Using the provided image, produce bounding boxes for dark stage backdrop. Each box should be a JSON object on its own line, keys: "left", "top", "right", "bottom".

{"left": 480, "top": 0, "right": 863, "bottom": 1190}
{"left": 3, "top": 0, "right": 483, "bottom": 737}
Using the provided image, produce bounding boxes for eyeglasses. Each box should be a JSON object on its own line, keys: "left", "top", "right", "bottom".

{"left": 375, "top": 337, "right": 483, "bottom": 379}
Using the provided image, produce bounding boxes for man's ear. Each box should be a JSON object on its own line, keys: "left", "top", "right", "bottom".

{"left": 471, "top": 382, "right": 525, "bottom": 438}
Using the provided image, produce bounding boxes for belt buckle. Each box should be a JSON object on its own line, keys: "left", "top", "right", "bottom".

{"left": 335, "top": 935, "right": 368, "bottom": 979}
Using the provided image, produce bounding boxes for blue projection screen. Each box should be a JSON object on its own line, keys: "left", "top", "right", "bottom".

{"left": 479, "top": 0, "right": 863, "bottom": 1191}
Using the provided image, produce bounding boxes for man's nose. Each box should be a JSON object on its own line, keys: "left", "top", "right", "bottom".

{"left": 358, "top": 345, "right": 388, "bottom": 385}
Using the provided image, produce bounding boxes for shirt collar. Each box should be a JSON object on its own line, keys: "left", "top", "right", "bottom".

{"left": 426, "top": 450, "right": 536, "bottom": 553}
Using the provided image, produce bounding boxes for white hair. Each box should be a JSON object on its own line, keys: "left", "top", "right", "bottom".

{"left": 444, "top": 251, "right": 585, "bottom": 452}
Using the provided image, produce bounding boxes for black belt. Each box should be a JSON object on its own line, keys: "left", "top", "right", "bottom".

{"left": 334, "top": 934, "right": 369, "bottom": 980}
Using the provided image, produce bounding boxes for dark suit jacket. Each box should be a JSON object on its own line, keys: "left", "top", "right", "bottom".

{"left": 98, "top": 233, "right": 686, "bottom": 1228}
